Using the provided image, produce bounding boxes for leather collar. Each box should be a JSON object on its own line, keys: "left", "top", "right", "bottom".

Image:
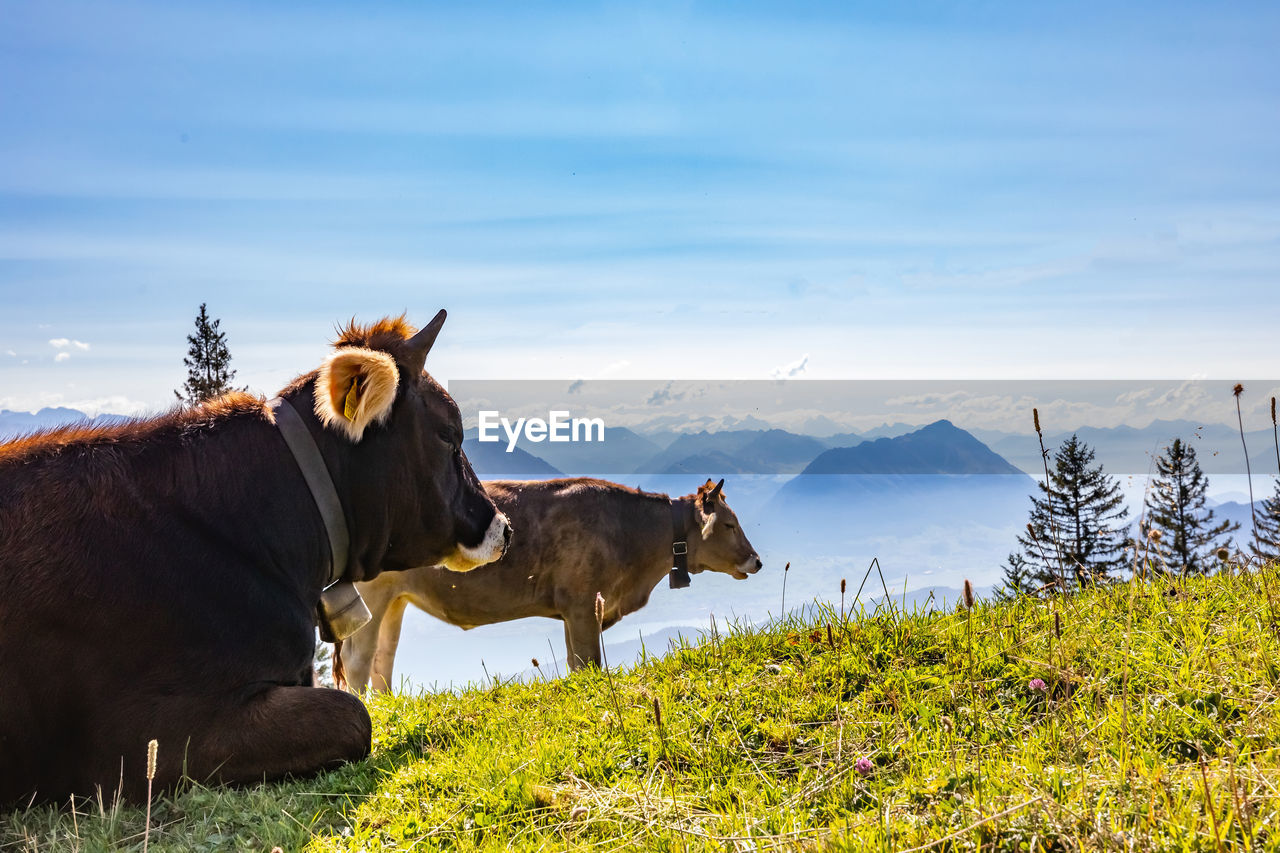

{"left": 670, "top": 499, "right": 691, "bottom": 589}
{"left": 267, "top": 396, "right": 349, "bottom": 588}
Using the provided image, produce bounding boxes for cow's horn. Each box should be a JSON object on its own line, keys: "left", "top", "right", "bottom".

{"left": 405, "top": 309, "right": 447, "bottom": 373}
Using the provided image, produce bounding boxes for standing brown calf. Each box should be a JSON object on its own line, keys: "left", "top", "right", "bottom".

{"left": 337, "top": 477, "right": 762, "bottom": 691}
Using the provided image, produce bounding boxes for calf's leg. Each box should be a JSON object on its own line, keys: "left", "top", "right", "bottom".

{"left": 562, "top": 620, "right": 576, "bottom": 672}
{"left": 338, "top": 580, "right": 400, "bottom": 693}
{"left": 339, "top": 630, "right": 376, "bottom": 694}
{"left": 564, "top": 612, "right": 602, "bottom": 671}
{"left": 368, "top": 595, "right": 411, "bottom": 693}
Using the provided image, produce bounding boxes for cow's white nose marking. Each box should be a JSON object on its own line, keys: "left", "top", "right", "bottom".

{"left": 445, "top": 511, "right": 511, "bottom": 571}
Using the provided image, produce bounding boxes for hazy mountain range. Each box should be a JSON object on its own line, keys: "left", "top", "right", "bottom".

{"left": 973, "top": 419, "right": 1280, "bottom": 477}
{"left": 11, "top": 407, "right": 1276, "bottom": 486}
{"left": 640, "top": 428, "right": 830, "bottom": 475}
{"left": 0, "top": 407, "right": 120, "bottom": 438}
{"left": 460, "top": 438, "right": 563, "bottom": 477}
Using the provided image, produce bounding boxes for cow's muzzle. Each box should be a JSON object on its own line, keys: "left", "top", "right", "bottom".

{"left": 439, "top": 511, "right": 512, "bottom": 573}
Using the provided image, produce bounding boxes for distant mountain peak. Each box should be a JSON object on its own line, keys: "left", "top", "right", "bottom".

{"left": 801, "top": 420, "right": 1025, "bottom": 476}
{"left": 920, "top": 419, "right": 957, "bottom": 431}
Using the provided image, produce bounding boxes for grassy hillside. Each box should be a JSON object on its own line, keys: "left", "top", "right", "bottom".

{"left": 7, "top": 563, "right": 1280, "bottom": 851}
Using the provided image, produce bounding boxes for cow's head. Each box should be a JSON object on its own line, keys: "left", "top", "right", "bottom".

{"left": 303, "top": 310, "right": 510, "bottom": 581}
{"left": 691, "top": 478, "right": 762, "bottom": 580}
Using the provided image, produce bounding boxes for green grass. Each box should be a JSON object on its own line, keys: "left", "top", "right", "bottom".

{"left": 8, "top": 563, "right": 1280, "bottom": 851}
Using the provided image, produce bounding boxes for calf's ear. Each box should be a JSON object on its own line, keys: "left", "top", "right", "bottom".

{"left": 696, "top": 477, "right": 725, "bottom": 539}
{"left": 315, "top": 347, "right": 400, "bottom": 442}
{"left": 700, "top": 509, "right": 718, "bottom": 540}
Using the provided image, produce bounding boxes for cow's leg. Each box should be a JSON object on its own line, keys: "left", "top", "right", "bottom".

{"left": 338, "top": 581, "right": 399, "bottom": 693}
{"left": 564, "top": 611, "right": 602, "bottom": 671}
{"left": 180, "top": 686, "right": 371, "bottom": 787}
{"left": 368, "top": 595, "right": 411, "bottom": 693}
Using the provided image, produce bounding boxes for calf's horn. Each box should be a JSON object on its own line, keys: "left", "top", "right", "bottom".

{"left": 707, "top": 478, "right": 725, "bottom": 503}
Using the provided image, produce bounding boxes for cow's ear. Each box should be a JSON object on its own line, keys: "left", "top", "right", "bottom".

{"left": 315, "top": 347, "right": 400, "bottom": 442}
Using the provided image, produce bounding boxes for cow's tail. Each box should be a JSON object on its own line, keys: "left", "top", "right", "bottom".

{"left": 332, "top": 638, "right": 348, "bottom": 691}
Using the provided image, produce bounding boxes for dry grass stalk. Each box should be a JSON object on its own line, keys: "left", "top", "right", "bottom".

{"left": 143, "top": 739, "right": 158, "bottom": 853}
{"left": 547, "top": 638, "right": 561, "bottom": 678}
{"left": 1032, "top": 407, "right": 1068, "bottom": 592}
{"left": 595, "top": 592, "right": 625, "bottom": 734}
{"left": 780, "top": 561, "right": 791, "bottom": 616}
{"left": 1026, "top": 525, "right": 1063, "bottom": 594}
{"left": 1198, "top": 754, "right": 1225, "bottom": 853}
{"left": 962, "top": 575, "right": 979, "bottom": 804}
{"left": 1273, "top": 396, "right": 1278, "bottom": 476}
{"left": 1235, "top": 383, "right": 1260, "bottom": 553}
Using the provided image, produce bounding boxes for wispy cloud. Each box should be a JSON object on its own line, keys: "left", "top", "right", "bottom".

{"left": 771, "top": 354, "right": 809, "bottom": 380}
{"left": 49, "top": 338, "right": 90, "bottom": 351}
{"left": 647, "top": 382, "right": 685, "bottom": 406}
{"left": 54, "top": 352, "right": 71, "bottom": 362}
{"left": 595, "top": 360, "right": 632, "bottom": 378}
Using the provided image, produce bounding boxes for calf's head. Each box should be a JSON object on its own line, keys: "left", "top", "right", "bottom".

{"left": 692, "top": 478, "right": 762, "bottom": 580}
{"left": 303, "top": 310, "right": 510, "bottom": 580}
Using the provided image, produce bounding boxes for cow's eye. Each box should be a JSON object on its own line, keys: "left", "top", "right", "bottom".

{"left": 724, "top": 523, "right": 737, "bottom": 531}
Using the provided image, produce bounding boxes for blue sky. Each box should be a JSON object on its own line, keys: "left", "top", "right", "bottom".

{"left": 1, "top": 1, "right": 1278, "bottom": 416}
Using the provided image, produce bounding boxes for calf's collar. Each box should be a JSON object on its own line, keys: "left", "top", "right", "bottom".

{"left": 670, "top": 499, "right": 692, "bottom": 589}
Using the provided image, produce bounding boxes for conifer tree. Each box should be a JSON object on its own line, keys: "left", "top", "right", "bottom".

{"left": 1141, "top": 438, "right": 1238, "bottom": 575}
{"left": 175, "top": 303, "right": 239, "bottom": 405}
{"left": 1254, "top": 481, "right": 1280, "bottom": 563}
{"left": 1012, "top": 434, "right": 1130, "bottom": 594}
{"left": 1258, "top": 397, "right": 1280, "bottom": 562}
{"left": 313, "top": 642, "right": 335, "bottom": 688}
{"left": 996, "top": 552, "right": 1035, "bottom": 600}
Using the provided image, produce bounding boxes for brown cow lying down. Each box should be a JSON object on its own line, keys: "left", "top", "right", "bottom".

{"left": 0, "top": 311, "right": 512, "bottom": 805}
{"left": 336, "top": 477, "right": 762, "bottom": 691}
